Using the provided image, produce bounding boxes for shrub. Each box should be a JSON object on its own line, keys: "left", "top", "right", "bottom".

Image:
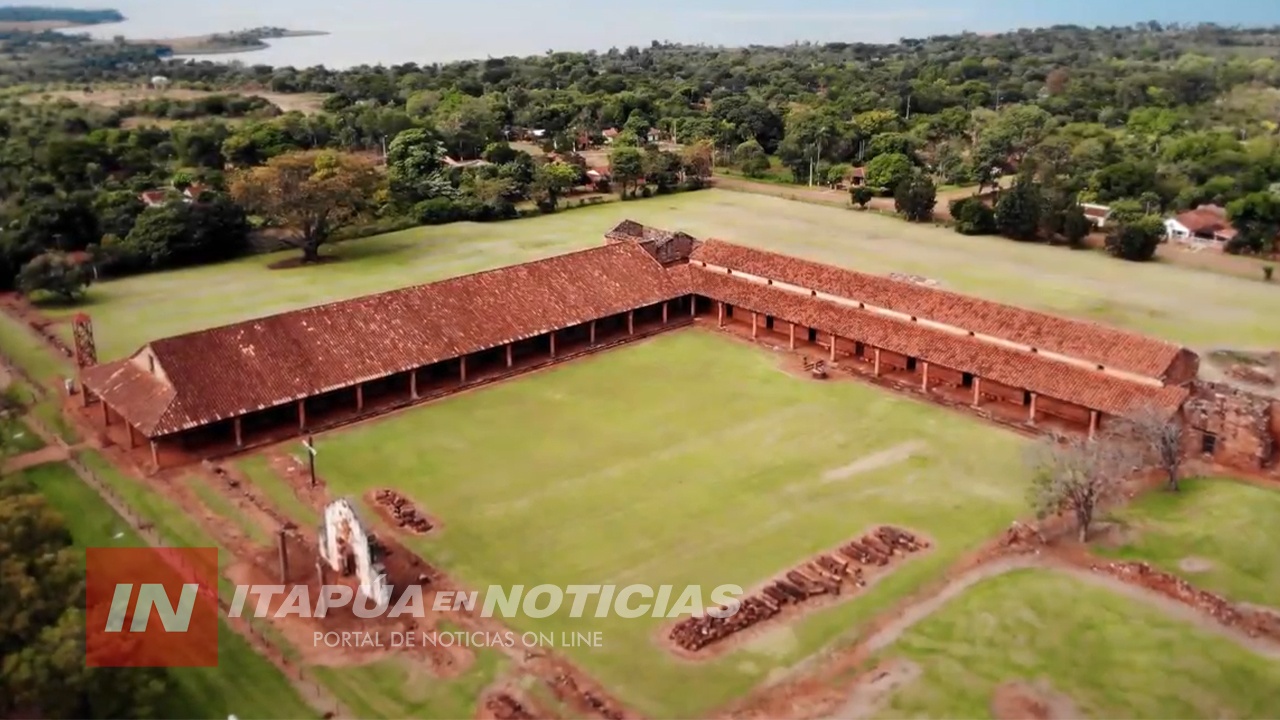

{"left": 894, "top": 174, "right": 937, "bottom": 222}
{"left": 950, "top": 197, "right": 997, "bottom": 235}
{"left": 18, "top": 252, "right": 92, "bottom": 302}
{"left": 850, "top": 186, "right": 874, "bottom": 209}
{"left": 1105, "top": 216, "right": 1165, "bottom": 262}
{"left": 413, "top": 197, "right": 460, "bottom": 225}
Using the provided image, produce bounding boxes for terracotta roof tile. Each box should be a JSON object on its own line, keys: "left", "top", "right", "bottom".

{"left": 85, "top": 243, "right": 685, "bottom": 436}
{"left": 692, "top": 269, "right": 1187, "bottom": 417}
{"left": 690, "top": 240, "right": 1183, "bottom": 379}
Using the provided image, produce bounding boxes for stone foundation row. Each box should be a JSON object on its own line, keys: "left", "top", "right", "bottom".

{"left": 668, "top": 526, "right": 930, "bottom": 652}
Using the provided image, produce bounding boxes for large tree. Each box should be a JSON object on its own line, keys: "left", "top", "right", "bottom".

{"left": 17, "top": 252, "right": 92, "bottom": 302}
{"left": 1104, "top": 215, "right": 1165, "bottom": 262}
{"left": 894, "top": 174, "right": 937, "bottom": 222}
{"left": 386, "top": 128, "right": 454, "bottom": 206}
{"left": 609, "top": 146, "right": 645, "bottom": 198}
{"left": 0, "top": 472, "right": 167, "bottom": 718}
{"left": 231, "top": 150, "right": 382, "bottom": 263}
{"left": 1026, "top": 428, "right": 1135, "bottom": 542}
{"left": 864, "top": 152, "right": 913, "bottom": 193}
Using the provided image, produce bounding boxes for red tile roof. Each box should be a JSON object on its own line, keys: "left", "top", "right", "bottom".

{"left": 84, "top": 243, "right": 686, "bottom": 436}
{"left": 1174, "top": 205, "right": 1235, "bottom": 238}
{"left": 690, "top": 241, "right": 1183, "bottom": 380}
{"left": 691, "top": 269, "right": 1188, "bottom": 417}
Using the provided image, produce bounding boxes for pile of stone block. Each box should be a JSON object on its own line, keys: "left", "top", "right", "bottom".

{"left": 373, "top": 488, "right": 433, "bottom": 533}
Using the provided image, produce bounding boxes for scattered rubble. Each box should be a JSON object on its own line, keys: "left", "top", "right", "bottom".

{"left": 485, "top": 693, "right": 534, "bottom": 720}
{"left": 1000, "top": 521, "right": 1045, "bottom": 553}
{"left": 550, "top": 674, "right": 624, "bottom": 720}
{"left": 668, "top": 526, "right": 929, "bottom": 652}
{"left": 1090, "top": 561, "right": 1280, "bottom": 641}
{"left": 1226, "top": 363, "right": 1274, "bottom": 387}
{"left": 373, "top": 488, "right": 433, "bottom": 533}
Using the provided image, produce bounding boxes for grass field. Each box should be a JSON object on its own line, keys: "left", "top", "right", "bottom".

{"left": 1099, "top": 478, "right": 1280, "bottom": 607}
{"left": 878, "top": 569, "right": 1280, "bottom": 718}
{"left": 21, "top": 462, "right": 317, "bottom": 720}
{"left": 44, "top": 190, "right": 1280, "bottom": 361}
{"left": 268, "top": 330, "right": 1030, "bottom": 717}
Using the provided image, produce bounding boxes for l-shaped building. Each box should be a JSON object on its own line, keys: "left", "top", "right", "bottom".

{"left": 79, "top": 220, "right": 1270, "bottom": 472}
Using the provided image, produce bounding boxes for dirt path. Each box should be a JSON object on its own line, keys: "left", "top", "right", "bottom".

{"left": 4, "top": 443, "right": 70, "bottom": 473}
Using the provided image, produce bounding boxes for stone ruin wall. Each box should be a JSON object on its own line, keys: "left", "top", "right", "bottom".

{"left": 1183, "top": 380, "right": 1275, "bottom": 471}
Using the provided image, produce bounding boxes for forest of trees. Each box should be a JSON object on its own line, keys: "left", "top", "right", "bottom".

{"left": 2, "top": 22, "right": 1280, "bottom": 293}
{"left": 0, "top": 6, "right": 124, "bottom": 24}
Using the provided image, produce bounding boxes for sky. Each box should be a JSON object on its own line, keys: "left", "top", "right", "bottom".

{"left": 35, "top": 0, "right": 1280, "bottom": 67}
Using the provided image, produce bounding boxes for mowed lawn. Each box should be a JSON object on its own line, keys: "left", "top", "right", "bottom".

{"left": 1099, "top": 478, "right": 1280, "bottom": 607}
{"left": 22, "top": 462, "right": 317, "bottom": 720}
{"left": 283, "top": 331, "right": 1031, "bottom": 717}
{"left": 879, "top": 569, "right": 1280, "bottom": 718}
{"left": 46, "top": 190, "right": 1280, "bottom": 361}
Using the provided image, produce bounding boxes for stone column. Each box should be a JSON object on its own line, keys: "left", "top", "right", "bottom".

{"left": 921, "top": 362, "right": 929, "bottom": 391}
{"left": 972, "top": 377, "right": 982, "bottom": 406}
{"left": 628, "top": 310, "right": 635, "bottom": 335}
{"left": 589, "top": 320, "right": 596, "bottom": 345}
{"left": 356, "top": 384, "right": 364, "bottom": 412}
{"left": 550, "top": 332, "right": 557, "bottom": 359}
{"left": 873, "top": 348, "right": 882, "bottom": 377}
{"left": 829, "top": 336, "right": 837, "bottom": 362}
{"left": 101, "top": 400, "right": 110, "bottom": 426}
{"left": 789, "top": 322, "right": 796, "bottom": 350}
{"left": 460, "top": 355, "right": 468, "bottom": 383}
{"left": 127, "top": 423, "right": 138, "bottom": 449}
{"left": 1089, "top": 410, "right": 1099, "bottom": 439}
{"left": 690, "top": 295, "right": 696, "bottom": 317}
{"left": 1029, "top": 392, "right": 1038, "bottom": 424}
{"left": 233, "top": 417, "right": 243, "bottom": 448}
{"left": 717, "top": 302, "right": 724, "bottom": 327}
{"left": 751, "top": 312, "right": 758, "bottom": 339}
{"left": 150, "top": 440, "right": 160, "bottom": 469}
{"left": 662, "top": 302, "right": 668, "bottom": 324}
{"left": 410, "top": 370, "right": 418, "bottom": 399}
{"left": 298, "top": 399, "right": 306, "bottom": 431}
{"left": 506, "top": 344, "right": 513, "bottom": 368}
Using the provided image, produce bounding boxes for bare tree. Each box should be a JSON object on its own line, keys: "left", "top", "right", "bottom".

{"left": 1025, "top": 429, "right": 1136, "bottom": 542}
{"left": 1115, "top": 405, "right": 1186, "bottom": 492}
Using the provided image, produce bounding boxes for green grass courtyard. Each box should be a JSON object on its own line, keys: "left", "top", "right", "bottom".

{"left": 276, "top": 329, "right": 1033, "bottom": 717}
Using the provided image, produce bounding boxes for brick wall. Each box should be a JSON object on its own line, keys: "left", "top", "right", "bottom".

{"left": 1183, "top": 381, "right": 1273, "bottom": 470}
{"left": 879, "top": 349, "right": 910, "bottom": 371}
{"left": 1165, "top": 349, "right": 1201, "bottom": 385}
{"left": 981, "top": 378, "right": 1025, "bottom": 405}
{"left": 928, "top": 364, "right": 966, "bottom": 388}
{"left": 1037, "top": 395, "right": 1091, "bottom": 424}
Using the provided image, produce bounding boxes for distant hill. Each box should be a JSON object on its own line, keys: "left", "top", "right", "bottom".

{"left": 0, "top": 6, "right": 124, "bottom": 25}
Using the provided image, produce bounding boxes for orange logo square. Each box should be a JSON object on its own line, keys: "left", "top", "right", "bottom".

{"left": 85, "top": 547, "right": 219, "bottom": 667}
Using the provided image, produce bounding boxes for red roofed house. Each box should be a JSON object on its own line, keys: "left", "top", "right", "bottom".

{"left": 586, "top": 167, "right": 611, "bottom": 190}
{"left": 139, "top": 189, "right": 170, "bottom": 208}
{"left": 602, "top": 128, "right": 620, "bottom": 144}
{"left": 1165, "top": 204, "right": 1236, "bottom": 249}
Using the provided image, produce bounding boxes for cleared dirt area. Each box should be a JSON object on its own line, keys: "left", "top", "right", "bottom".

{"left": 991, "top": 680, "right": 1080, "bottom": 720}
{"left": 25, "top": 87, "right": 329, "bottom": 114}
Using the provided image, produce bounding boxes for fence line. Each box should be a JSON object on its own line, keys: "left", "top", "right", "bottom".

{"left": 2, "top": 352, "right": 348, "bottom": 719}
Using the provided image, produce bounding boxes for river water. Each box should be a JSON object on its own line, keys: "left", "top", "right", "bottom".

{"left": 36, "top": 0, "right": 1265, "bottom": 70}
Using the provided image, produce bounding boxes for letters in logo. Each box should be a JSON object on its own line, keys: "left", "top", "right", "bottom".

{"left": 85, "top": 547, "right": 219, "bottom": 667}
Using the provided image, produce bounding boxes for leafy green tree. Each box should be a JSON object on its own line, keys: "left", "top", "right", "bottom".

{"left": 386, "top": 128, "right": 453, "bottom": 205}
{"left": 994, "top": 176, "right": 1044, "bottom": 241}
{"left": 1061, "top": 204, "right": 1092, "bottom": 248}
{"left": 850, "top": 186, "right": 874, "bottom": 209}
{"left": 231, "top": 151, "right": 383, "bottom": 263}
{"left": 894, "top": 174, "right": 937, "bottom": 222}
{"left": 17, "top": 252, "right": 92, "bottom": 301}
{"left": 1105, "top": 215, "right": 1165, "bottom": 262}
{"left": 532, "top": 162, "right": 580, "bottom": 211}
{"left": 950, "top": 197, "right": 997, "bottom": 235}
{"left": 609, "top": 146, "right": 645, "bottom": 198}
{"left": 0, "top": 473, "right": 167, "bottom": 718}
{"left": 735, "top": 140, "right": 770, "bottom": 177}
{"left": 1226, "top": 192, "right": 1280, "bottom": 254}
{"left": 864, "top": 153, "right": 913, "bottom": 194}
{"left": 642, "top": 149, "right": 682, "bottom": 192}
